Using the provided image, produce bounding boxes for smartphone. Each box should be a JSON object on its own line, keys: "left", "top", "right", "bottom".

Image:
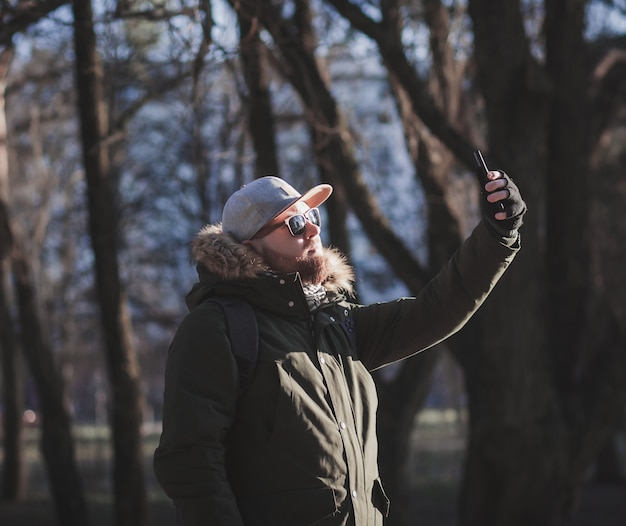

{"left": 473, "top": 150, "right": 505, "bottom": 212}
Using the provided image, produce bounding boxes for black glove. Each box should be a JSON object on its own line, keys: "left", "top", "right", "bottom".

{"left": 481, "top": 171, "right": 527, "bottom": 239}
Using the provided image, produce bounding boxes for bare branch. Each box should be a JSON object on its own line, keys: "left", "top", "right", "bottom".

{"left": 326, "top": 0, "right": 479, "bottom": 170}
{"left": 0, "top": 0, "right": 69, "bottom": 46}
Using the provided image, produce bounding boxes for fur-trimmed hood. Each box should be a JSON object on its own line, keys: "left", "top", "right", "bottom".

{"left": 190, "top": 223, "right": 355, "bottom": 296}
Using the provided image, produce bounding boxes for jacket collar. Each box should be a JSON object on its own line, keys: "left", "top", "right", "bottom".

{"left": 189, "top": 223, "right": 355, "bottom": 297}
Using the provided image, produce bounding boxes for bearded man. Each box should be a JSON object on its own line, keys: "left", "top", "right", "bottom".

{"left": 154, "top": 174, "right": 526, "bottom": 526}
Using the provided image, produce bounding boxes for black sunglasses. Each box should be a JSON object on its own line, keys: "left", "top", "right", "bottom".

{"left": 253, "top": 208, "right": 321, "bottom": 239}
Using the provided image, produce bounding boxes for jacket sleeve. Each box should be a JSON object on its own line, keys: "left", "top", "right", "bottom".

{"left": 153, "top": 301, "right": 245, "bottom": 526}
{"left": 354, "top": 220, "right": 520, "bottom": 370}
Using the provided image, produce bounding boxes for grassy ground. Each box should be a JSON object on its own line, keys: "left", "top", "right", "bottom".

{"left": 0, "top": 497, "right": 176, "bottom": 526}
{"left": 1, "top": 417, "right": 625, "bottom": 525}
{"left": 1, "top": 483, "right": 624, "bottom": 526}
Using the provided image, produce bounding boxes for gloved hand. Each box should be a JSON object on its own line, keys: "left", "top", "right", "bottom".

{"left": 480, "top": 170, "right": 527, "bottom": 239}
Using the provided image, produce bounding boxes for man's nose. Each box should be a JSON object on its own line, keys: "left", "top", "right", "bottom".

{"left": 304, "top": 220, "right": 321, "bottom": 238}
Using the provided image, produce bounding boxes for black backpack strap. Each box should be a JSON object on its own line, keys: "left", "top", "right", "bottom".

{"left": 211, "top": 296, "right": 259, "bottom": 392}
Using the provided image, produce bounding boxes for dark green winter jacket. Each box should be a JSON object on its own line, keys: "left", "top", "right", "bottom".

{"left": 153, "top": 220, "right": 519, "bottom": 526}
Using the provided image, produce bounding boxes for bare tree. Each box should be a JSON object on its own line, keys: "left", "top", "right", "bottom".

{"left": 0, "top": 0, "right": 69, "bottom": 45}
{"left": 71, "top": 0, "right": 147, "bottom": 525}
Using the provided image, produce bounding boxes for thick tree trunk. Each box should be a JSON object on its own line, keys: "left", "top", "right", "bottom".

{"left": 71, "top": 1, "right": 147, "bottom": 525}
{"left": 452, "top": 1, "right": 626, "bottom": 524}
{"left": 453, "top": 0, "right": 577, "bottom": 522}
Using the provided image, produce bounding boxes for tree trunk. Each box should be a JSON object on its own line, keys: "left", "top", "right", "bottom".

{"left": 450, "top": 1, "right": 626, "bottom": 524}
{"left": 375, "top": 350, "right": 440, "bottom": 526}
{"left": 11, "top": 240, "right": 89, "bottom": 525}
{"left": 238, "top": 9, "right": 280, "bottom": 178}
{"left": 71, "top": 1, "right": 147, "bottom": 525}
{"left": 0, "top": 45, "right": 26, "bottom": 503}
{"left": 0, "top": 269, "right": 24, "bottom": 503}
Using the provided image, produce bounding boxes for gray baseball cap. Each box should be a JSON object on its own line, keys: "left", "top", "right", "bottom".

{"left": 222, "top": 176, "right": 333, "bottom": 241}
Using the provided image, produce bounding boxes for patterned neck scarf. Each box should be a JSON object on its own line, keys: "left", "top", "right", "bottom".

{"left": 302, "top": 283, "right": 328, "bottom": 312}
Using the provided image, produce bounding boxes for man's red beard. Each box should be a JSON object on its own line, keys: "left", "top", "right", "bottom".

{"left": 259, "top": 246, "right": 331, "bottom": 285}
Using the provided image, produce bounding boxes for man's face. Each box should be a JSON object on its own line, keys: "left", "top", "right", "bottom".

{"left": 245, "top": 200, "right": 329, "bottom": 284}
